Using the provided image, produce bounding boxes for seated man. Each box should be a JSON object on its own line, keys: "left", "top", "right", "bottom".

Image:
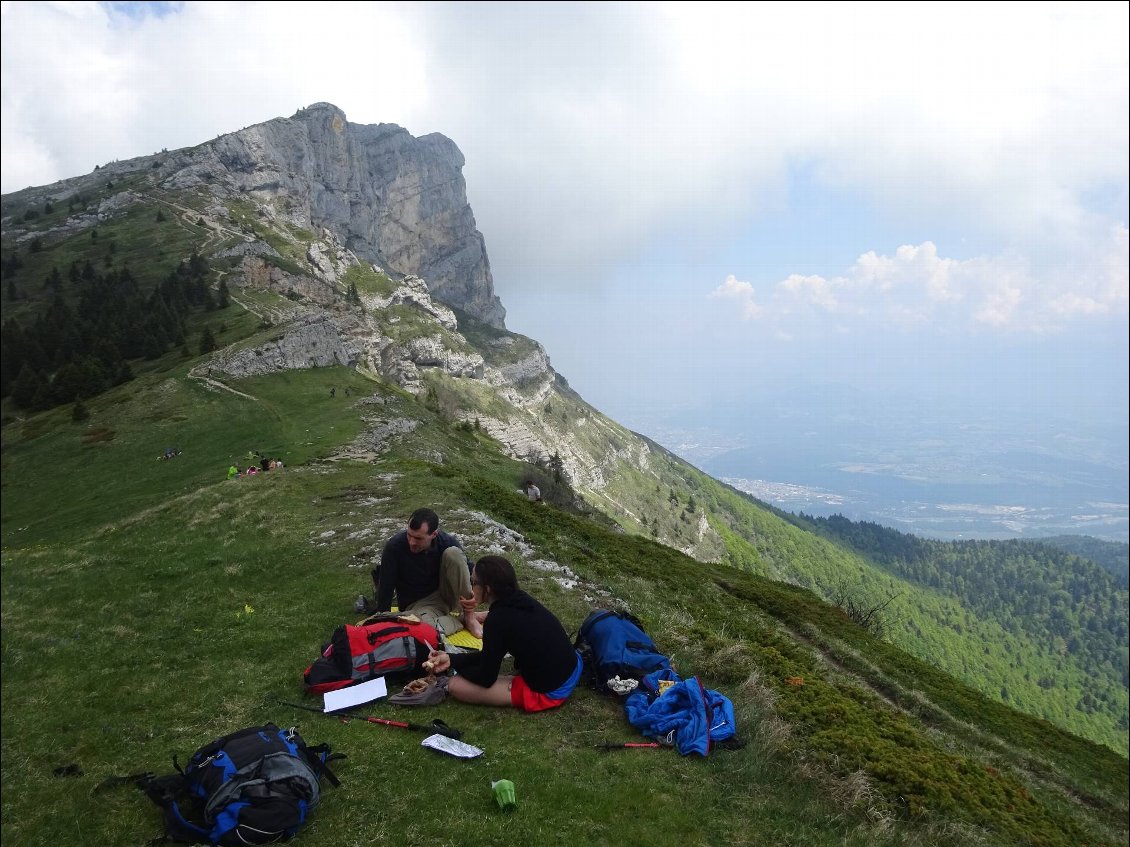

{"left": 373, "top": 508, "right": 482, "bottom": 638}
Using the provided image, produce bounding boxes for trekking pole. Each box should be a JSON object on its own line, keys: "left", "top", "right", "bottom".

{"left": 596, "top": 742, "right": 662, "bottom": 751}
{"left": 275, "top": 699, "right": 464, "bottom": 740}
{"left": 359, "top": 716, "right": 463, "bottom": 740}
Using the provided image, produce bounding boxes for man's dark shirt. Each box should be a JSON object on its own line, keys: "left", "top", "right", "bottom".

{"left": 375, "top": 529, "right": 464, "bottom": 612}
{"left": 450, "top": 589, "right": 577, "bottom": 692}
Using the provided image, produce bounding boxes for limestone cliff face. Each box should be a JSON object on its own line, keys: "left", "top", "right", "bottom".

{"left": 166, "top": 103, "right": 505, "bottom": 328}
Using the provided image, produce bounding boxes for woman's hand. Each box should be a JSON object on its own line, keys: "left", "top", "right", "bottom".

{"left": 425, "top": 650, "right": 451, "bottom": 674}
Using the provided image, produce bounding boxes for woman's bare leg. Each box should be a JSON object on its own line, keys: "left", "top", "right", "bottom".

{"left": 448, "top": 674, "right": 514, "bottom": 707}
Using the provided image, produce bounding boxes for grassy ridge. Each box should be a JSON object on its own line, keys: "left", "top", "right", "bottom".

{"left": 5, "top": 363, "right": 1124, "bottom": 847}
{"left": 0, "top": 375, "right": 892, "bottom": 847}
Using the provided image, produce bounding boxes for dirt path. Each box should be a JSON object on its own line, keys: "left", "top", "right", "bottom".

{"left": 144, "top": 192, "right": 254, "bottom": 250}
{"left": 184, "top": 288, "right": 272, "bottom": 401}
{"left": 186, "top": 359, "right": 258, "bottom": 400}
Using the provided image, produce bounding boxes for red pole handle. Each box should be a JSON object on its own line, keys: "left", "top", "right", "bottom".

{"left": 365, "top": 717, "right": 410, "bottom": 729}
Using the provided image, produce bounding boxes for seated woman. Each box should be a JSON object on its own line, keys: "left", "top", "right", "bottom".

{"left": 426, "top": 555, "right": 582, "bottom": 712}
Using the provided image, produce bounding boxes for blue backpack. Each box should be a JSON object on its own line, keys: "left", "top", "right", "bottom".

{"left": 137, "top": 723, "right": 341, "bottom": 845}
{"left": 574, "top": 609, "right": 672, "bottom": 695}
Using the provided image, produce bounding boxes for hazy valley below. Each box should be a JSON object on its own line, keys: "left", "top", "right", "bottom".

{"left": 612, "top": 382, "right": 1129, "bottom": 543}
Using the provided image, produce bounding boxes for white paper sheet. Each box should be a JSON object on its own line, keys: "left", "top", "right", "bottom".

{"left": 421, "top": 733, "right": 484, "bottom": 758}
{"left": 323, "top": 677, "right": 387, "bottom": 712}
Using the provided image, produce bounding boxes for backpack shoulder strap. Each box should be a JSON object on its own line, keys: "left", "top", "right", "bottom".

{"left": 135, "top": 772, "right": 211, "bottom": 843}
{"left": 573, "top": 609, "right": 617, "bottom": 647}
{"left": 301, "top": 742, "right": 345, "bottom": 789}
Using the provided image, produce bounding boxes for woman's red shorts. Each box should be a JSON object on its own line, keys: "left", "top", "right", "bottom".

{"left": 510, "top": 675, "right": 567, "bottom": 712}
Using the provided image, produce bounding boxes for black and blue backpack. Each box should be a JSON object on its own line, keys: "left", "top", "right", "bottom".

{"left": 136, "top": 723, "right": 342, "bottom": 845}
{"left": 574, "top": 609, "right": 673, "bottom": 695}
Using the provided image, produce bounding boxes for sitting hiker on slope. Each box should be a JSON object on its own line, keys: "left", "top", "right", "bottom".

{"left": 375, "top": 508, "right": 482, "bottom": 638}
{"left": 425, "top": 555, "right": 582, "bottom": 712}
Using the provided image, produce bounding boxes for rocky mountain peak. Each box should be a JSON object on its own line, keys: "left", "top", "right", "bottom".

{"left": 171, "top": 103, "right": 505, "bottom": 327}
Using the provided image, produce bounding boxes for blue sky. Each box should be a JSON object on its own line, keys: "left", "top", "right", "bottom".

{"left": 2, "top": 1, "right": 1127, "bottom": 438}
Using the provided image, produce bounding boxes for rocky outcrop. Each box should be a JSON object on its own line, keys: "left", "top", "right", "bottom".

{"left": 236, "top": 257, "right": 338, "bottom": 306}
{"left": 468, "top": 405, "right": 650, "bottom": 493}
{"left": 403, "top": 336, "right": 484, "bottom": 379}
{"left": 305, "top": 229, "right": 357, "bottom": 286}
{"left": 212, "top": 261, "right": 486, "bottom": 395}
{"left": 486, "top": 344, "right": 555, "bottom": 408}
{"left": 366, "top": 275, "right": 459, "bottom": 332}
{"left": 208, "top": 313, "right": 368, "bottom": 377}
{"left": 164, "top": 103, "right": 505, "bottom": 327}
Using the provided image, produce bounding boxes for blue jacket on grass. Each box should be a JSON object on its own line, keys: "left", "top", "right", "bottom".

{"left": 624, "top": 668, "right": 737, "bottom": 756}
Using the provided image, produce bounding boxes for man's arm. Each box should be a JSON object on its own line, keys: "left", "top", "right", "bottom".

{"left": 374, "top": 538, "right": 398, "bottom": 612}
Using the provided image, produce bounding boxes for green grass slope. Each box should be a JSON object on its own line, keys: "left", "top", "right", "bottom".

{"left": 3, "top": 362, "right": 1126, "bottom": 847}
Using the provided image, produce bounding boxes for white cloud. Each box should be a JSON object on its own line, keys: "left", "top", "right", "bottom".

{"left": 1050, "top": 222, "right": 1130, "bottom": 319}
{"left": 717, "top": 233, "right": 1129, "bottom": 337}
{"left": 778, "top": 274, "right": 843, "bottom": 313}
{"left": 0, "top": 1, "right": 427, "bottom": 186}
{"left": 709, "top": 274, "right": 762, "bottom": 319}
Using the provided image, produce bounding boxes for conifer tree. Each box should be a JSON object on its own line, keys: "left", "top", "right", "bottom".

{"left": 11, "top": 364, "right": 40, "bottom": 408}
{"left": 549, "top": 451, "right": 565, "bottom": 483}
{"left": 199, "top": 326, "right": 217, "bottom": 355}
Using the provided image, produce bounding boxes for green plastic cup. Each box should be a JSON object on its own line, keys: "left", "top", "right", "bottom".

{"left": 491, "top": 779, "right": 517, "bottom": 811}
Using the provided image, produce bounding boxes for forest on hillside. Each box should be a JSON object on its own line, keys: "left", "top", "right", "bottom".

{"left": 2, "top": 244, "right": 223, "bottom": 411}
{"left": 1036, "top": 534, "right": 1129, "bottom": 587}
{"left": 794, "top": 513, "right": 1130, "bottom": 734}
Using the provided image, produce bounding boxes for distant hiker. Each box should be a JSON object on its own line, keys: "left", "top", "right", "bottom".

{"left": 373, "top": 508, "right": 481, "bottom": 638}
{"left": 525, "top": 480, "right": 542, "bottom": 503}
{"left": 227, "top": 465, "right": 239, "bottom": 480}
{"left": 330, "top": 387, "right": 336, "bottom": 398}
{"left": 425, "top": 555, "right": 581, "bottom": 712}
{"left": 246, "top": 465, "right": 258, "bottom": 476}
{"left": 260, "top": 455, "right": 270, "bottom": 472}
